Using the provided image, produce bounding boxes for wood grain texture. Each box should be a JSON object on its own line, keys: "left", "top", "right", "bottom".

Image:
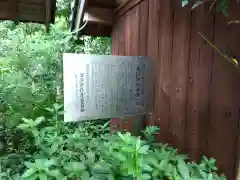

{"left": 111, "top": 0, "right": 240, "bottom": 178}
{"left": 207, "top": 2, "right": 240, "bottom": 178}
{"left": 147, "top": 0, "right": 160, "bottom": 126}
{"left": 0, "top": 0, "right": 55, "bottom": 24}
{"left": 157, "top": 0, "right": 173, "bottom": 143}
{"left": 169, "top": 0, "right": 191, "bottom": 152}
{"left": 185, "top": 4, "right": 215, "bottom": 161}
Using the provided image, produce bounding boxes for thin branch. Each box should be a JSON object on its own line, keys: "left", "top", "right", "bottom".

{"left": 198, "top": 32, "right": 240, "bottom": 70}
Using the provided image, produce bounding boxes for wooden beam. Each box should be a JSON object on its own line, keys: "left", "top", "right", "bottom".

{"left": 115, "top": 0, "right": 144, "bottom": 19}
{"left": 83, "top": 7, "right": 114, "bottom": 26}
{"left": 75, "top": 0, "right": 88, "bottom": 35}
{"left": 45, "top": 0, "right": 51, "bottom": 32}
{"left": 81, "top": 22, "right": 112, "bottom": 36}
{"left": 116, "top": 0, "right": 128, "bottom": 6}
{"left": 88, "top": 0, "right": 117, "bottom": 8}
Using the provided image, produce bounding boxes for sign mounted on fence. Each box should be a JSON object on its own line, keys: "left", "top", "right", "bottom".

{"left": 63, "top": 53, "right": 153, "bottom": 122}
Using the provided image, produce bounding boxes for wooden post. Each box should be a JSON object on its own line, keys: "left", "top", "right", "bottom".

{"left": 237, "top": 161, "right": 240, "bottom": 180}
{"left": 45, "top": 0, "right": 51, "bottom": 33}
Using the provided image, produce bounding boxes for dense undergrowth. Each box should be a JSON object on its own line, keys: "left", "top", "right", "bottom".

{"left": 0, "top": 9, "right": 226, "bottom": 180}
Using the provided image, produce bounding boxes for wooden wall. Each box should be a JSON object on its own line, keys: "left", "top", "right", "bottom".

{"left": 111, "top": 0, "right": 240, "bottom": 179}
{"left": 0, "top": 0, "right": 56, "bottom": 24}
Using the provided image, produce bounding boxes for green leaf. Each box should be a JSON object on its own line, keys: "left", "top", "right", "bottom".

{"left": 182, "top": 0, "right": 189, "bottom": 7}
{"left": 142, "top": 173, "right": 151, "bottom": 180}
{"left": 53, "top": 103, "right": 63, "bottom": 111}
{"left": 44, "top": 107, "right": 54, "bottom": 112}
{"left": 47, "top": 169, "right": 64, "bottom": 178}
{"left": 118, "top": 132, "right": 125, "bottom": 141}
{"left": 21, "top": 168, "right": 37, "bottom": 178}
{"left": 34, "top": 116, "right": 45, "bottom": 126}
{"left": 24, "top": 162, "right": 35, "bottom": 169}
{"left": 207, "top": 173, "right": 214, "bottom": 180}
{"left": 142, "top": 164, "right": 153, "bottom": 171}
{"left": 139, "top": 145, "right": 149, "bottom": 154}
{"left": 114, "top": 152, "right": 127, "bottom": 161}
{"left": 17, "top": 123, "right": 30, "bottom": 130}
{"left": 24, "top": 174, "right": 39, "bottom": 180}
{"left": 177, "top": 159, "right": 190, "bottom": 179}
{"left": 122, "top": 146, "right": 135, "bottom": 153}
{"left": 43, "top": 159, "right": 57, "bottom": 168}
{"left": 192, "top": 1, "right": 203, "bottom": 10}
{"left": 64, "top": 162, "right": 86, "bottom": 172}
{"left": 38, "top": 173, "right": 48, "bottom": 180}
{"left": 21, "top": 117, "right": 34, "bottom": 124}
{"left": 136, "top": 138, "right": 141, "bottom": 149}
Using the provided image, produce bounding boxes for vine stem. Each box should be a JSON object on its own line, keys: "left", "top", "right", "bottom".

{"left": 198, "top": 32, "right": 240, "bottom": 70}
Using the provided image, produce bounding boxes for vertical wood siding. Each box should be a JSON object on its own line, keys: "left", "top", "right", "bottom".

{"left": 111, "top": 0, "right": 240, "bottom": 179}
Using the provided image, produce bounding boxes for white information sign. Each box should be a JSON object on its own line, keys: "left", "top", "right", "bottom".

{"left": 63, "top": 53, "right": 153, "bottom": 122}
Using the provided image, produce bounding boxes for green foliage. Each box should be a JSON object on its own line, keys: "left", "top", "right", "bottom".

{"left": 182, "top": 0, "right": 234, "bottom": 16}
{"left": 0, "top": 3, "right": 225, "bottom": 179}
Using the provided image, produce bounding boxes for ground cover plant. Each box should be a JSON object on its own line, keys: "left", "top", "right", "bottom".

{"left": 0, "top": 2, "right": 226, "bottom": 180}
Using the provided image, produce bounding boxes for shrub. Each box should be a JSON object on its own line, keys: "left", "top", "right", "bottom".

{"left": 0, "top": 9, "right": 225, "bottom": 180}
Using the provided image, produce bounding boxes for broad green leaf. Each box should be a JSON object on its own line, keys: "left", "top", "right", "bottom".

{"left": 34, "top": 116, "right": 45, "bottom": 126}
{"left": 142, "top": 164, "right": 153, "bottom": 171}
{"left": 182, "top": 0, "right": 189, "bottom": 7}
{"left": 44, "top": 107, "right": 54, "bottom": 112}
{"left": 208, "top": 173, "right": 214, "bottom": 180}
{"left": 177, "top": 159, "right": 190, "bottom": 179}
{"left": 17, "top": 123, "right": 30, "bottom": 130}
{"left": 24, "top": 174, "right": 39, "bottom": 180}
{"left": 139, "top": 145, "right": 149, "bottom": 154}
{"left": 118, "top": 132, "right": 125, "bottom": 141}
{"left": 64, "top": 162, "right": 86, "bottom": 172}
{"left": 24, "top": 162, "right": 35, "bottom": 169}
{"left": 43, "top": 159, "right": 57, "bottom": 168}
{"left": 21, "top": 168, "right": 37, "bottom": 178}
{"left": 122, "top": 146, "right": 135, "bottom": 153}
{"left": 114, "top": 152, "right": 127, "bottom": 161}
{"left": 38, "top": 173, "right": 48, "bottom": 180}
{"left": 21, "top": 117, "right": 34, "bottom": 124}
{"left": 47, "top": 169, "right": 64, "bottom": 178}
{"left": 53, "top": 103, "right": 63, "bottom": 110}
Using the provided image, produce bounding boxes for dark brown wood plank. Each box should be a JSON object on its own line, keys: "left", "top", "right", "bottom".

{"left": 111, "top": 14, "right": 118, "bottom": 55}
{"left": 185, "top": 4, "right": 215, "bottom": 161}
{"left": 118, "top": 15, "right": 126, "bottom": 55}
{"left": 138, "top": 0, "right": 150, "bottom": 129}
{"left": 169, "top": 1, "right": 191, "bottom": 151}
{"left": 156, "top": 0, "right": 173, "bottom": 143}
{"left": 124, "top": 11, "right": 131, "bottom": 56}
{"left": 121, "top": 6, "right": 143, "bottom": 135}
{"left": 147, "top": 0, "right": 160, "bottom": 126}
{"left": 130, "top": 5, "right": 139, "bottom": 56}
{"left": 116, "top": 0, "right": 144, "bottom": 19}
{"left": 227, "top": 4, "right": 240, "bottom": 178}
{"left": 139, "top": 0, "right": 148, "bottom": 56}
{"left": 207, "top": 3, "right": 240, "bottom": 178}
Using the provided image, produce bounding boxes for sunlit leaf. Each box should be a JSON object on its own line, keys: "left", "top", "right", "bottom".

{"left": 21, "top": 168, "right": 37, "bottom": 178}
{"left": 182, "top": 0, "right": 189, "bottom": 7}
{"left": 139, "top": 145, "right": 149, "bottom": 154}
{"left": 64, "top": 162, "right": 86, "bottom": 172}
{"left": 232, "top": 58, "right": 238, "bottom": 66}
{"left": 177, "top": 159, "right": 190, "bottom": 179}
{"left": 38, "top": 173, "right": 48, "bottom": 180}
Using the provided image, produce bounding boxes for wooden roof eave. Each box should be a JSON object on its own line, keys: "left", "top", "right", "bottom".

{"left": 0, "top": 0, "right": 56, "bottom": 31}
{"left": 71, "top": 0, "right": 118, "bottom": 37}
